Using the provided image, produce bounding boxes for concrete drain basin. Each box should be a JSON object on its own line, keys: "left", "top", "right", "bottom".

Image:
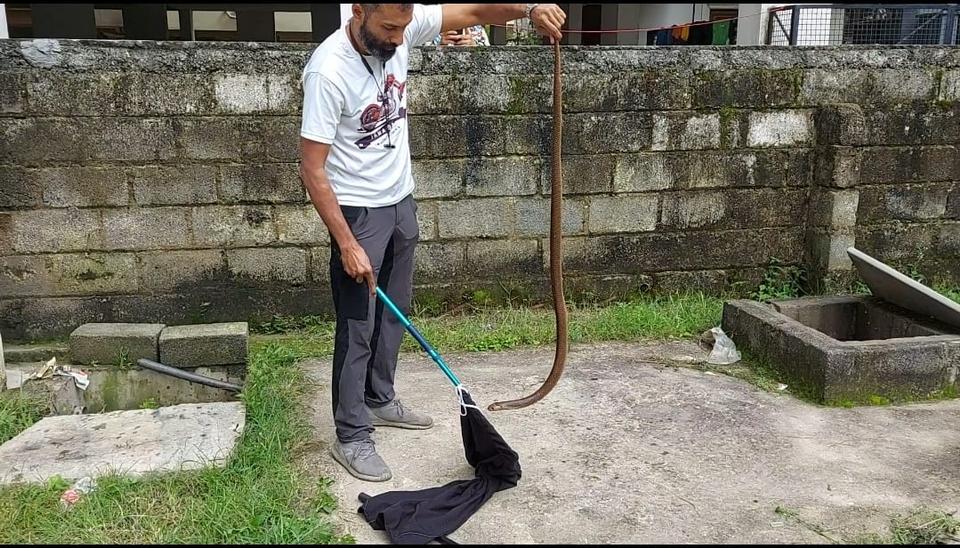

{"left": 4, "top": 322, "right": 248, "bottom": 415}
{"left": 722, "top": 295, "right": 960, "bottom": 405}
{"left": 0, "top": 322, "right": 248, "bottom": 486}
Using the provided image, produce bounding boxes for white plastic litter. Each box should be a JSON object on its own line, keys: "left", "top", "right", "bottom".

{"left": 706, "top": 327, "right": 741, "bottom": 365}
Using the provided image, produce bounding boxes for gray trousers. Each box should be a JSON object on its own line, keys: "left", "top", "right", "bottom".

{"left": 330, "top": 194, "right": 418, "bottom": 443}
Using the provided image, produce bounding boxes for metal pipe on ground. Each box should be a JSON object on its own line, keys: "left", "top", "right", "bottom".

{"left": 137, "top": 358, "right": 243, "bottom": 393}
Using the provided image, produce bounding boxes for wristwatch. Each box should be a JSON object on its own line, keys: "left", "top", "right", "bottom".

{"left": 524, "top": 3, "right": 540, "bottom": 19}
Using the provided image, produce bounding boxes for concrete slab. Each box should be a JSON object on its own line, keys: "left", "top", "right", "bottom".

{"left": 3, "top": 343, "right": 70, "bottom": 365}
{"left": 299, "top": 341, "right": 960, "bottom": 544}
{"left": 848, "top": 246, "right": 960, "bottom": 330}
{"left": 159, "top": 323, "right": 248, "bottom": 367}
{"left": 70, "top": 323, "right": 164, "bottom": 365}
{"left": 0, "top": 402, "right": 245, "bottom": 486}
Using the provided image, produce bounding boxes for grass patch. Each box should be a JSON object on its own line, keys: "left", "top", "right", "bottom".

{"left": 0, "top": 343, "right": 352, "bottom": 544}
{"left": 252, "top": 291, "right": 725, "bottom": 357}
{"left": 0, "top": 392, "right": 48, "bottom": 445}
{"left": 854, "top": 507, "right": 960, "bottom": 544}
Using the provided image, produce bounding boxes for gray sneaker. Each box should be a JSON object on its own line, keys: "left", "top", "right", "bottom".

{"left": 367, "top": 399, "right": 434, "bottom": 430}
{"left": 330, "top": 438, "right": 392, "bottom": 482}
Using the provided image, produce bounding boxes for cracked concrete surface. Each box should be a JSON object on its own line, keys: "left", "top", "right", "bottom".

{"left": 298, "top": 340, "right": 960, "bottom": 543}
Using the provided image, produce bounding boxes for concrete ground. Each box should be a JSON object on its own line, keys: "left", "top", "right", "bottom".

{"left": 300, "top": 341, "right": 960, "bottom": 544}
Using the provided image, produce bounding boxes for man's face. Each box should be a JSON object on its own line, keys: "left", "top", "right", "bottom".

{"left": 358, "top": 5, "right": 413, "bottom": 61}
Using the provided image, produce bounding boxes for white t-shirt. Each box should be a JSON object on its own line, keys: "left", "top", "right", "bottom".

{"left": 300, "top": 4, "right": 443, "bottom": 208}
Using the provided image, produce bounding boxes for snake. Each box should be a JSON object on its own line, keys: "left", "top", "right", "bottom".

{"left": 488, "top": 41, "right": 568, "bottom": 412}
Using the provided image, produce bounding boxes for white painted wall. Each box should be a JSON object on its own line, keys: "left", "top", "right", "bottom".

{"left": 736, "top": 3, "right": 783, "bottom": 45}
{"left": 637, "top": 3, "right": 697, "bottom": 44}
{"left": 0, "top": 4, "right": 8, "bottom": 39}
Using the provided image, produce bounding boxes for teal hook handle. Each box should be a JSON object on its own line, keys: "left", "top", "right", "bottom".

{"left": 375, "top": 286, "right": 461, "bottom": 387}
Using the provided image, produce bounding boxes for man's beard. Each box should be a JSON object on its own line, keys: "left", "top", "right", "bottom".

{"left": 359, "top": 21, "right": 397, "bottom": 61}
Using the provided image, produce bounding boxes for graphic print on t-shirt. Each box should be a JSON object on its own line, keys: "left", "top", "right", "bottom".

{"left": 355, "top": 74, "right": 407, "bottom": 150}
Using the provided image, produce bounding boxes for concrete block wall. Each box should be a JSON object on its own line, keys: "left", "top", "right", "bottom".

{"left": 1, "top": 41, "right": 959, "bottom": 338}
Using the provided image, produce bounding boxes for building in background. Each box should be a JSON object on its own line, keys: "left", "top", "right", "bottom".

{"left": 1, "top": 4, "right": 956, "bottom": 46}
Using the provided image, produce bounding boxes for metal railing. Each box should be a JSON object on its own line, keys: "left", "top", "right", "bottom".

{"left": 767, "top": 4, "right": 959, "bottom": 45}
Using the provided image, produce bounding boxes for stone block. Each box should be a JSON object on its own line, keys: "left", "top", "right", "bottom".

{"left": 192, "top": 205, "right": 276, "bottom": 248}
{"left": 651, "top": 112, "right": 721, "bottom": 151}
{"left": 613, "top": 153, "right": 675, "bottom": 192}
{"left": 1, "top": 72, "right": 25, "bottom": 114}
{"left": 1, "top": 118, "right": 176, "bottom": 166}
{"left": 159, "top": 322, "right": 248, "bottom": 367}
{"left": 558, "top": 227, "right": 804, "bottom": 274}
{"left": 213, "top": 73, "right": 294, "bottom": 114}
{"left": 564, "top": 112, "right": 652, "bottom": 154}
{"left": 138, "top": 249, "right": 226, "bottom": 292}
{"left": 516, "top": 197, "right": 586, "bottom": 237}
{"left": 122, "top": 72, "right": 216, "bottom": 115}
{"left": 220, "top": 163, "right": 303, "bottom": 204}
{"left": 437, "top": 198, "right": 514, "bottom": 239}
{"left": 275, "top": 205, "right": 329, "bottom": 245}
{"left": 814, "top": 146, "right": 862, "bottom": 189}
{"left": 416, "top": 200, "right": 438, "bottom": 241}
{"left": 890, "top": 185, "right": 948, "bottom": 220}
{"left": 754, "top": 149, "right": 813, "bottom": 188}
{"left": 693, "top": 69, "right": 800, "bottom": 108}
{"left": 855, "top": 223, "right": 938, "bottom": 263}
{"left": 2, "top": 343, "right": 69, "bottom": 365}
{"left": 815, "top": 104, "right": 866, "bottom": 146}
{"left": 674, "top": 151, "right": 759, "bottom": 189}
{"left": 70, "top": 322, "right": 165, "bottom": 365}
{"left": 79, "top": 118, "right": 178, "bottom": 162}
{"left": 860, "top": 146, "right": 958, "bottom": 184}
{"left": 872, "top": 69, "right": 937, "bottom": 103}
{"left": 10, "top": 297, "right": 113, "bottom": 341}
{"left": 940, "top": 71, "right": 960, "bottom": 102}
{"left": 542, "top": 155, "right": 615, "bottom": 195}
{"left": 57, "top": 253, "right": 139, "bottom": 296}
{"left": 460, "top": 74, "right": 551, "bottom": 114}
{"left": 413, "top": 241, "right": 466, "bottom": 283}
{"left": 309, "top": 247, "right": 331, "bottom": 284}
{"left": 800, "top": 69, "right": 872, "bottom": 105}
{"left": 103, "top": 207, "right": 192, "bottom": 251}
{"left": 41, "top": 167, "right": 128, "bottom": 208}
{"left": 747, "top": 110, "right": 814, "bottom": 147}
{"left": 241, "top": 117, "right": 300, "bottom": 161}
{"left": 865, "top": 107, "right": 960, "bottom": 146}
{"left": 464, "top": 157, "right": 538, "bottom": 196}
{"left": 176, "top": 118, "right": 242, "bottom": 160}
{"left": 412, "top": 159, "right": 464, "bottom": 198}
{"left": 407, "top": 74, "right": 463, "bottom": 114}
{"left": 226, "top": 247, "right": 307, "bottom": 287}
{"left": 132, "top": 165, "right": 218, "bottom": 206}
{"left": 409, "top": 116, "right": 470, "bottom": 158}
{"left": 503, "top": 116, "right": 551, "bottom": 156}
{"left": 947, "top": 185, "right": 960, "bottom": 220}
{"left": 0, "top": 167, "right": 42, "bottom": 208}
{"left": 625, "top": 70, "right": 692, "bottom": 110}
{"left": 28, "top": 72, "right": 122, "bottom": 115}
{"left": 465, "top": 239, "right": 541, "bottom": 276}
{"left": 807, "top": 230, "right": 856, "bottom": 272}
{"left": 660, "top": 192, "right": 727, "bottom": 229}
{"left": 588, "top": 195, "right": 658, "bottom": 234}
{"left": 563, "top": 74, "right": 629, "bottom": 112}
{"left": 809, "top": 189, "right": 859, "bottom": 228}
{"left": 10, "top": 208, "right": 103, "bottom": 253}
{"left": 653, "top": 269, "right": 737, "bottom": 293}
